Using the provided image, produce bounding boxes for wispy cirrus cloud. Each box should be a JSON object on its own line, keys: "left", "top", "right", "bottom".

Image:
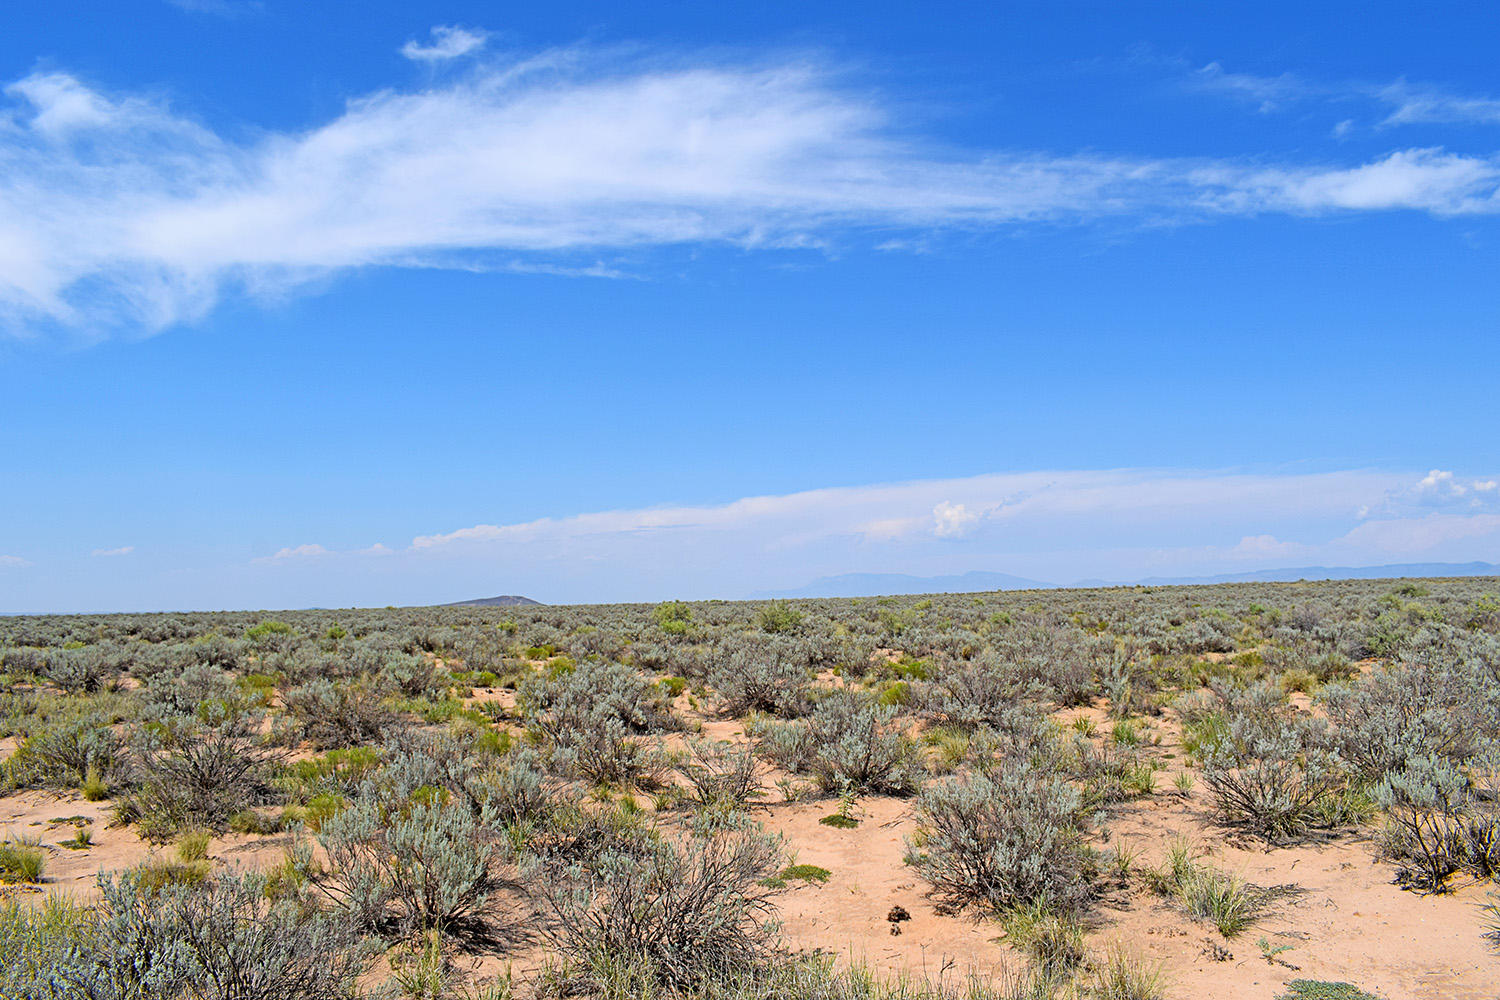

{"left": 0, "top": 555, "right": 32, "bottom": 569}
{"left": 400, "top": 25, "right": 490, "bottom": 62}
{"left": 164, "top": 0, "right": 263, "bottom": 17}
{"left": 1190, "top": 61, "right": 1500, "bottom": 129}
{"left": 90, "top": 546, "right": 134, "bottom": 557}
{"left": 4, "top": 44, "right": 1500, "bottom": 339}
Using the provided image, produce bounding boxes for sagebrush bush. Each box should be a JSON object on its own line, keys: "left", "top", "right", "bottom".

{"left": 758, "top": 690, "right": 921, "bottom": 795}
{"left": 708, "top": 637, "right": 814, "bottom": 717}
{"left": 315, "top": 743, "right": 506, "bottom": 933}
{"left": 681, "top": 738, "right": 763, "bottom": 811}
{"left": 1374, "top": 753, "right": 1500, "bottom": 891}
{"left": 1321, "top": 651, "right": 1499, "bottom": 782}
{"left": 532, "top": 816, "right": 785, "bottom": 991}
{"left": 1198, "top": 681, "right": 1345, "bottom": 840}
{"left": 3, "top": 713, "right": 123, "bottom": 791}
{"left": 522, "top": 659, "right": 675, "bottom": 786}
{"left": 7, "top": 869, "right": 364, "bottom": 1000}
{"left": 281, "top": 678, "right": 399, "bottom": 750}
{"left": 905, "top": 756, "right": 1091, "bottom": 914}
{"left": 125, "top": 709, "right": 279, "bottom": 839}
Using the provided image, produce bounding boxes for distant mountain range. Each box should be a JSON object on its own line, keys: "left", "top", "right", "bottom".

{"left": 756, "top": 562, "right": 1500, "bottom": 599}
{"left": 441, "top": 595, "right": 543, "bottom": 607}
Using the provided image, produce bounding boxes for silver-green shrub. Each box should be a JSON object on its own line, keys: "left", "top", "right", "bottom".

{"left": 905, "top": 757, "right": 1091, "bottom": 914}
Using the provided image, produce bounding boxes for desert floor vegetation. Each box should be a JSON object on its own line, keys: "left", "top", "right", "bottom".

{"left": 1, "top": 576, "right": 1498, "bottom": 998}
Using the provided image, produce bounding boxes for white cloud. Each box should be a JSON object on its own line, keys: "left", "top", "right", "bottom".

{"left": 0, "top": 554, "right": 31, "bottom": 568}
{"left": 1330, "top": 512, "right": 1500, "bottom": 555}
{"left": 932, "top": 500, "right": 983, "bottom": 538}
{"left": 1189, "top": 62, "right": 1500, "bottom": 130}
{"left": 389, "top": 466, "right": 1414, "bottom": 585}
{"left": 91, "top": 546, "right": 134, "bottom": 557}
{"left": 400, "top": 25, "right": 490, "bottom": 62}
{"left": 5, "top": 48, "right": 1500, "bottom": 337}
{"left": 1193, "top": 62, "right": 1310, "bottom": 113}
{"left": 240, "top": 465, "right": 1500, "bottom": 601}
{"left": 260, "top": 543, "right": 331, "bottom": 563}
{"left": 1376, "top": 81, "right": 1500, "bottom": 127}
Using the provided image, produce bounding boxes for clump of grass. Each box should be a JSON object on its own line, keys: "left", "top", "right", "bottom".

{"left": 227, "top": 809, "right": 278, "bottom": 835}
{"left": 1145, "top": 837, "right": 1264, "bottom": 937}
{"left": 0, "top": 834, "right": 46, "bottom": 883}
{"left": 1174, "top": 771, "right": 1196, "bottom": 796}
{"left": 131, "top": 857, "right": 210, "bottom": 892}
{"left": 60, "top": 826, "right": 94, "bottom": 850}
{"left": 1001, "top": 902, "right": 1085, "bottom": 977}
{"left": 80, "top": 764, "right": 108, "bottom": 802}
{"left": 1092, "top": 944, "right": 1168, "bottom": 1000}
{"left": 780, "top": 864, "right": 832, "bottom": 884}
{"left": 923, "top": 726, "right": 971, "bottom": 770}
{"left": 1123, "top": 762, "right": 1157, "bottom": 796}
{"left": 1111, "top": 719, "right": 1142, "bottom": 747}
{"left": 176, "top": 828, "right": 212, "bottom": 863}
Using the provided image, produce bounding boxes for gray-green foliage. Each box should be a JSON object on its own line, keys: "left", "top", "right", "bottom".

{"left": 906, "top": 756, "right": 1092, "bottom": 914}
{"left": 1374, "top": 752, "right": 1500, "bottom": 891}
{"left": 0, "top": 870, "right": 361, "bottom": 1000}
{"left": 532, "top": 816, "right": 785, "bottom": 991}
{"left": 281, "top": 678, "right": 398, "bottom": 750}
{"left": 315, "top": 741, "right": 505, "bottom": 933}
{"left": 757, "top": 690, "right": 921, "bottom": 795}
{"left": 1199, "top": 680, "right": 1345, "bottom": 839}
{"left": 1321, "top": 647, "right": 1500, "bottom": 783}
{"left": 3, "top": 713, "right": 122, "bottom": 790}
{"left": 708, "top": 637, "right": 813, "bottom": 717}
{"left": 125, "top": 708, "right": 278, "bottom": 838}
{"left": 521, "top": 659, "right": 675, "bottom": 785}
{"left": 680, "top": 738, "right": 762, "bottom": 811}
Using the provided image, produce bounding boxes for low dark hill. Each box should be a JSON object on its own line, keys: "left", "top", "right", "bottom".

{"left": 441, "top": 595, "right": 543, "bottom": 607}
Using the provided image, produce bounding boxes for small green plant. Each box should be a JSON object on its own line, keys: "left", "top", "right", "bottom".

{"left": 1071, "top": 716, "right": 1098, "bottom": 737}
{"left": 1173, "top": 771, "right": 1196, "bottom": 796}
{"left": 1257, "top": 935, "right": 1299, "bottom": 971}
{"left": 1277, "top": 982, "right": 1385, "bottom": 1000}
{"left": 176, "top": 828, "right": 212, "bottom": 863}
{"left": 1001, "top": 902, "right": 1085, "bottom": 977}
{"left": 80, "top": 764, "right": 108, "bottom": 801}
{"left": 819, "top": 785, "right": 860, "bottom": 829}
{"left": 1091, "top": 943, "right": 1168, "bottom": 1000}
{"left": 780, "top": 864, "right": 832, "bottom": 884}
{"left": 0, "top": 834, "right": 46, "bottom": 882}
{"left": 60, "top": 826, "right": 94, "bottom": 850}
{"left": 1483, "top": 891, "right": 1499, "bottom": 947}
{"left": 1111, "top": 719, "right": 1142, "bottom": 747}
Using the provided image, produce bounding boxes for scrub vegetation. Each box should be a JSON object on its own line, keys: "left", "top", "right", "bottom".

{"left": 1, "top": 575, "right": 1498, "bottom": 998}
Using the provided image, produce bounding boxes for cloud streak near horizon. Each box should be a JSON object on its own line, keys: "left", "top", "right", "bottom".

{"left": 248, "top": 467, "right": 1500, "bottom": 603}
{"left": 3, "top": 41, "right": 1500, "bottom": 338}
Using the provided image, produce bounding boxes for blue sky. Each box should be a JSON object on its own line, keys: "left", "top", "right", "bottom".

{"left": 2, "top": 1, "right": 1498, "bottom": 611}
